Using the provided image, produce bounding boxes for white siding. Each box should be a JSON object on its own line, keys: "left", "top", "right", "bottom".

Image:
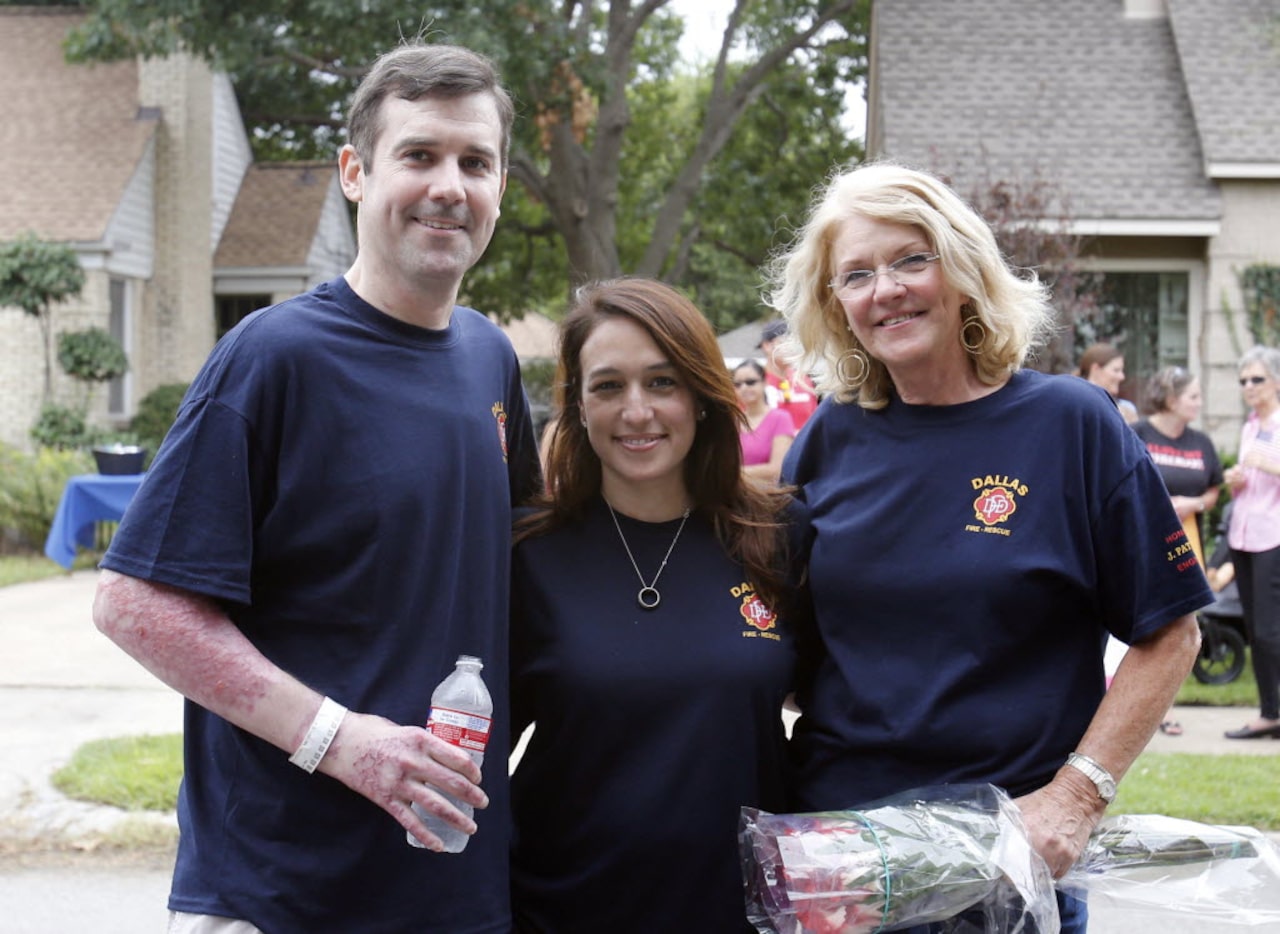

{"left": 100, "top": 136, "right": 156, "bottom": 281}
{"left": 306, "top": 173, "right": 357, "bottom": 287}
{"left": 211, "top": 72, "right": 253, "bottom": 251}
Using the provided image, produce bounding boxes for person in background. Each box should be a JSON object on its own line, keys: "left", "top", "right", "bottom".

{"left": 1077, "top": 342, "right": 1139, "bottom": 423}
{"left": 1132, "top": 365, "right": 1223, "bottom": 736}
{"left": 759, "top": 318, "right": 820, "bottom": 429}
{"left": 91, "top": 43, "right": 541, "bottom": 932}
{"left": 1134, "top": 366, "right": 1222, "bottom": 567}
{"left": 767, "top": 161, "right": 1209, "bottom": 933}
{"left": 509, "top": 277, "right": 797, "bottom": 932}
{"left": 733, "top": 358, "right": 796, "bottom": 484}
{"left": 1222, "top": 346, "right": 1280, "bottom": 740}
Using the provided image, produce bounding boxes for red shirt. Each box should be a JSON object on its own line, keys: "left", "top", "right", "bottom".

{"left": 765, "top": 369, "right": 818, "bottom": 430}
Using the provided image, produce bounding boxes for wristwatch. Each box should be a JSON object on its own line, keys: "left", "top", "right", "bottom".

{"left": 1065, "top": 752, "right": 1117, "bottom": 803}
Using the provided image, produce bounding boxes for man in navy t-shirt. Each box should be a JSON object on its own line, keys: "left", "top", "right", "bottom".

{"left": 93, "top": 44, "right": 539, "bottom": 933}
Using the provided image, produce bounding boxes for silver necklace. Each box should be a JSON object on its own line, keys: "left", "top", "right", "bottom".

{"left": 606, "top": 502, "right": 691, "bottom": 610}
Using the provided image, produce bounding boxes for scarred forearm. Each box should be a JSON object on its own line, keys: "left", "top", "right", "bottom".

{"left": 92, "top": 569, "right": 487, "bottom": 850}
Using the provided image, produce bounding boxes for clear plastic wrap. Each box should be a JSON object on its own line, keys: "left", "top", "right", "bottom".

{"left": 740, "top": 784, "right": 1280, "bottom": 933}
{"left": 1061, "top": 814, "right": 1280, "bottom": 928}
{"left": 740, "top": 784, "right": 1057, "bottom": 933}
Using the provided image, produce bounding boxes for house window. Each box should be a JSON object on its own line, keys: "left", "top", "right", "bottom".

{"left": 216, "top": 295, "right": 271, "bottom": 339}
{"left": 1088, "top": 271, "right": 1190, "bottom": 400}
{"left": 108, "top": 278, "right": 129, "bottom": 417}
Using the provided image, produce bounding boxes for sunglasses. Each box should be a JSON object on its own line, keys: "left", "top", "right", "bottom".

{"left": 1240, "top": 376, "right": 1268, "bottom": 387}
{"left": 733, "top": 378, "right": 761, "bottom": 388}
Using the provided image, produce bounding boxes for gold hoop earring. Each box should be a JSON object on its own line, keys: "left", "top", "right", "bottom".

{"left": 836, "top": 348, "right": 870, "bottom": 388}
{"left": 960, "top": 312, "right": 987, "bottom": 354}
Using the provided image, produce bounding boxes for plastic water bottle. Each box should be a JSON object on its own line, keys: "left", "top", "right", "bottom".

{"left": 407, "top": 655, "right": 492, "bottom": 852}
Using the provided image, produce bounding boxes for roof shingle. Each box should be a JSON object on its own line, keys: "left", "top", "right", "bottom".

{"left": 214, "top": 162, "right": 340, "bottom": 268}
{"left": 1168, "top": 0, "right": 1280, "bottom": 170}
{"left": 0, "top": 9, "right": 156, "bottom": 243}
{"left": 871, "top": 0, "right": 1223, "bottom": 223}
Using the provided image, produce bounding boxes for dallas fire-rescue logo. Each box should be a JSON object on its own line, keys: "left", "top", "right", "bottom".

{"left": 966, "top": 475, "right": 1027, "bottom": 537}
{"left": 734, "top": 584, "right": 781, "bottom": 641}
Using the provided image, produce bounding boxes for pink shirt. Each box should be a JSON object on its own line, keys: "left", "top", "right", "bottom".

{"left": 739, "top": 407, "right": 796, "bottom": 466}
{"left": 1228, "top": 410, "right": 1280, "bottom": 553}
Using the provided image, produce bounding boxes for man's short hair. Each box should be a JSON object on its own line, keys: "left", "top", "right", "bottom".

{"left": 347, "top": 43, "right": 515, "bottom": 171}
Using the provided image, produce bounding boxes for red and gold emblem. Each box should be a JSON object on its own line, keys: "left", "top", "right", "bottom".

{"left": 973, "top": 486, "right": 1017, "bottom": 526}
{"left": 740, "top": 592, "right": 777, "bottom": 632}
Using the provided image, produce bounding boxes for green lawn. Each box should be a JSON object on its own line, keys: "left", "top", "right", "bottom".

{"left": 8, "top": 552, "right": 1272, "bottom": 836}
{"left": 0, "top": 551, "right": 98, "bottom": 587}
{"left": 1115, "top": 752, "right": 1280, "bottom": 830}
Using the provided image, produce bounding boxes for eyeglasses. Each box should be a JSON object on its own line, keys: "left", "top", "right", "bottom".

{"left": 1240, "top": 375, "right": 1268, "bottom": 387}
{"left": 733, "top": 378, "right": 761, "bottom": 388}
{"left": 829, "top": 252, "right": 941, "bottom": 300}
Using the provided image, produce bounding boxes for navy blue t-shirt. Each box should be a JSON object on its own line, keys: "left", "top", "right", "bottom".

{"left": 509, "top": 500, "right": 795, "bottom": 933}
{"left": 102, "top": 277, "right": 540, "bottom": 932}
{"left": 782, "top": 370, "right": 1213, "bottom": 811}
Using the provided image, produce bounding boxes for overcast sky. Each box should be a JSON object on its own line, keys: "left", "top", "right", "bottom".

{"left": 670, "top": 0, "right": 866, "bottom": 139}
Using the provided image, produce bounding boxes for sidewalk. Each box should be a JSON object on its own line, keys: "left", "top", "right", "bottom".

{"left": 1, "top": 569, "right": 1277, "bottom": 932}
{"left": 0, "top": 570, "right": 183, "bottom": 846}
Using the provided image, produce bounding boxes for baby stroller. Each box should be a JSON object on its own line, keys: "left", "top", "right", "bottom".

{"left": 1195, "top": 579, "right": 1247, "bottom": 684}
{"left": 1193, "top": 504, "right": 1249, "bottom": 685}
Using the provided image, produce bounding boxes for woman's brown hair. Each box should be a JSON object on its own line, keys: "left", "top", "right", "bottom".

{"left": 518, "top": 277, "right": 796, "bottom": 611}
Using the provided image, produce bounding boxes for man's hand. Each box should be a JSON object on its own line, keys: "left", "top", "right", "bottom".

{"left": 319, "top": 711, "right": 487, "bottom": 851}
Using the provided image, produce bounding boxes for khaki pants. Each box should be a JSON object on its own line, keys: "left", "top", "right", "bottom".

{"left": 169, "top": 912, "right": 264, "bottom": 934}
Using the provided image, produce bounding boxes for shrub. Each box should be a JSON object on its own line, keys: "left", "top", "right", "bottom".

{"left": 0, "top": 444, "right": 94, "bottom": 550}
{"left": 30, "top": 403, "right": 93, "bottom": 450}
{"left": 130, "top": 382, "right": 189, "bottom": 457}
{"left": 57, "top": 327, "right": 129, "bottom": 383}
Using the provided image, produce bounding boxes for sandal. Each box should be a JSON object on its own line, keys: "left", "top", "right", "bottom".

{"left": 1159, "top": 720, "right": 1183, "bottom": 736}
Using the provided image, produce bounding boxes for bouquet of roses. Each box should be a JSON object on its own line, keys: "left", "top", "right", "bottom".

{"left": 740, "top": 784, "right": 1056, "bottom": 934}
{"left": 741, "top": 785, "right": 1280, "bottom": 933}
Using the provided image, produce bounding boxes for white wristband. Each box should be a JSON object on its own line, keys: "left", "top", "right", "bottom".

{"left": 288, "top": 696, "right": 347, "bottom": 774}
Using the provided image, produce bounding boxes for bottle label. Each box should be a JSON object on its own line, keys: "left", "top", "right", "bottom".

{"left": 426, "top": 706, "right": 492, "bottom": 755}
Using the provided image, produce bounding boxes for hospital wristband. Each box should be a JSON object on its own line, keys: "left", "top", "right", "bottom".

{"left": 288, "top": 696, "right": 347, "bottom": 773}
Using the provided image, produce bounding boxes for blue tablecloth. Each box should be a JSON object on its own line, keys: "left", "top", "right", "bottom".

{"left": 44, "top": 473, "right": 145, "bottom": 569}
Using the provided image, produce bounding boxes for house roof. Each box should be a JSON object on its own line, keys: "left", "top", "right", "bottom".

{"left": 1168, "top": 0, "right": 1280, "bottom": 174}
{"left": 868, "top": 0, "right": 1240, "bottom": 225}
{"left": 214, "top": 162, "right": 341, "bottom": 268}
{"left": 0, "top": 8, "right": 157, "bottom": 244}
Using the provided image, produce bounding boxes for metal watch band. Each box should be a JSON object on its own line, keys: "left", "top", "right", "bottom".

{"left": 1065, "top": 752, "right": 1117, "bottom": 803}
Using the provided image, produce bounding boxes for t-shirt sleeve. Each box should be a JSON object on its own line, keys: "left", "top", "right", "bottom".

{"left": 1094, "top": 446, "right": 1215, "bottom": 643}
{"left": 101, "top": 391, "right": 260, "bottom": 605}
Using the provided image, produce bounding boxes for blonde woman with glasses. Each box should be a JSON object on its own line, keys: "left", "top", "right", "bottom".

{"left": 1222, "top": 346, "right": 1280, "bottom": 740}
{"left": 766, "top": 161, "right": 1212, "bottom": 933}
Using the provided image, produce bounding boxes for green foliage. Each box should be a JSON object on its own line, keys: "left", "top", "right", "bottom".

{"left": 0, "top": 232, "right": 86, "bottom": 401}
{"left": 0, "top": 232, "right": 84, "bottom": 318}
{"left": 1239, "top": 263, "right": 1280, "bottom": 347}
{"left": 51, "top": 733, "right": 184, "bottom": 812}
{"left": 63, "top": 1, "right": 868, "bottom": 318}
{"left": 130, "top": 382, "right": 189, "bottom": 455}
{"left": 1114, "top": 753, "right": 1280, "bottom": 830}
{"left": 29, "top": 404, "right": 94, "bottom": 450}
{"left": 57, "top": 326, "right": 129, "bottom": 383}
{"left": 0, "top": 444, "right": 94, "bottom": 549}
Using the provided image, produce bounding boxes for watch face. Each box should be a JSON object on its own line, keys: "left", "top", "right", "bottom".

{"left": 1099, "top": 779, "right": 1117, "bottom": 801}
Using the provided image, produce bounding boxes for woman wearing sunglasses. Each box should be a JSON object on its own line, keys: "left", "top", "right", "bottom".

{"left": 732, "top": 359, "right": 796, "bottom": 484}
{"left": 1222, "top": 346, "right": 1280, "bottom": 739}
